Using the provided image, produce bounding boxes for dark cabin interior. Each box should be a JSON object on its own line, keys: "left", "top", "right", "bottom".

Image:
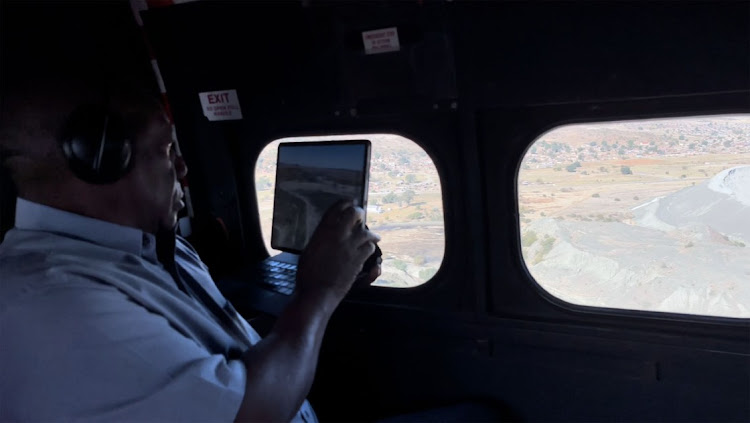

{"left": 1, "top": 1, "right": 749, "bottom": 422}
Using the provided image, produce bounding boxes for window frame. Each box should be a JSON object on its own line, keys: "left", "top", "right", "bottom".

{"left": 481, "top": 91, "right": 750, "bottom": 336}
{"left": 233, "top": 108, "right": 476, "bottom": 312}
{"left": 517, "top": 113, "right": 750, "bottom": 320}
{"left": 251, "top": 132, "right": 448, "bottom": 290}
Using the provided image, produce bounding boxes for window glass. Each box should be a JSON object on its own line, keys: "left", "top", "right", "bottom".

{"left": 256, "top": 134, "right": 444, "bottom": 288}
{"left": 518, "top": 115, "right": 750, "bottom": 318}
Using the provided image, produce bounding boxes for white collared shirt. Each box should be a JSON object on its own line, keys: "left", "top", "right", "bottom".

{"left": 0, "top": 198, "right": 316, "bottom": 422}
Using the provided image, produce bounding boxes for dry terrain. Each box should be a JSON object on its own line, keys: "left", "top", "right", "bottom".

{"left": 519, "top": 115, "right": 750, "bottom": 318}
{"left": 252, "top": 114, "right": 750, "bottom": 311}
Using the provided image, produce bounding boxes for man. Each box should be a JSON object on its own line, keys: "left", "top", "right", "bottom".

{"left": 0, "top": 3, "right": 380, "bottom": 422}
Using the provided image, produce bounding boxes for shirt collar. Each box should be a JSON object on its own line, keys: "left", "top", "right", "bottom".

{"left": 14, "top": 197, "right": 157, "bottom": 260}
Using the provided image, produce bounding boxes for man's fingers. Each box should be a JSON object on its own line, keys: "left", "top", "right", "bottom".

{"left": 367, "top": 264, "right": 381, "bottom": 284}
{"left": 353, "top": 227, "right": 381, "bottom": 246}
{"left": 320, "top": 199, "right": 355, "bottom": 226}
{"left": 345, "top": 206, "right": 366, "bottom": 228}
{"left": 356, "top": 240, "right": 377, "bottom": 262}
{"left": 319, "top": 201, "right": 368, "bottom": 234}
{"left": 331, "top": 198, "right": 354, "bottom": 212}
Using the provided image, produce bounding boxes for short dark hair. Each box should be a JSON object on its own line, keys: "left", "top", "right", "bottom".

{"left": 0, "top": 1, "right": 162, "bottom": 194}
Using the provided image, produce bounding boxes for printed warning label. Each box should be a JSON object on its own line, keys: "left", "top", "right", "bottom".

{"left": 362, "top": 27, "right": 400, "bottom": 55}
{"left": 198, "top": 89, "right": 243, "bottom": 121}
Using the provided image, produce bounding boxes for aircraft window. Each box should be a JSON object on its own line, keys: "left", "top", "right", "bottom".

{"left": 518, "top": 115, "right": 750, "bottom": 318}
{"left": 256, "top": 134, "right": 445, "bottom": 288}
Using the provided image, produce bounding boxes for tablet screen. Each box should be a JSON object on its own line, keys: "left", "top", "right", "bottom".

{"left": 271, "top": 140, "right": 370, "bottom": 253}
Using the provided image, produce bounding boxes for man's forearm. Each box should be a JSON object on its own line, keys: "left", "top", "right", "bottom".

{"left": 234, "top": 291, "right": 339, "bottom": 422}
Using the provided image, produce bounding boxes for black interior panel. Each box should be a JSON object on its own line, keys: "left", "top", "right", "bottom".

{"left": 140, "top": 1, "right": 750, "bottom": 421}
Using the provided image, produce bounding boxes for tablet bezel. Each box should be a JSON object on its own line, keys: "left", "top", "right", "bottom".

{"left": 270, "top": 139, "right": 371, "bottom": 254}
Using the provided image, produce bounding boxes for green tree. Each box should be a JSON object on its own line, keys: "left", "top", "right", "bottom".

{"left": 565, "top": 161, "right": 582, "bottom": 173}
{"left": 620, "top": 166, "right": 633, "bottom": 175}
{"left": 407, "top": 212, "right": 424, "bottom": 220}
{"left": 382, "top": 192, "right": 399, "bottom": 204}
{"left": 401, "top": 190, "right": 416, "bottom": 205}
{"left": 392, "top": 260, "right": 407, "bottom": 272}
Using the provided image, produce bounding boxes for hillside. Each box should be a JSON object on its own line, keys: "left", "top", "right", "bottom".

{"left": 522, "top": 165, "right": 750, "bottom": 318}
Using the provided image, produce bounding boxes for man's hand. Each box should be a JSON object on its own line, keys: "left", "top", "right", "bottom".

{"left": 296, "top": 201, "right": 381, "bottom": 302}
{"left": 235, "top": 201, "right": 380, "bottom": 422}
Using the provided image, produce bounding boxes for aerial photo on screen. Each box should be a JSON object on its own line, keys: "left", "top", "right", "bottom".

{"left": 272, "top": 143, "right": 367, "bottom": 252}
{"left": 518, "top": 115, "right": 750, "bottom": 318}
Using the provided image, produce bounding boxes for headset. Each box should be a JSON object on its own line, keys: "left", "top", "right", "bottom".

{"left": 59, "top": 104, "right": 133, "bottom": 185}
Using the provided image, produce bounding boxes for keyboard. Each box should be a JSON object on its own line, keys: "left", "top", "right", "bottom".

{"left": 255, "top": 259, "right": 297, "bottom": 295}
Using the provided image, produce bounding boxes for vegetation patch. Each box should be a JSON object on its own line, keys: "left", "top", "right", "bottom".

{"left": 533, "top": 235, "right": 556, "bottom": 264}
{"left": 419, "top": 268, "right": 438, "bottom": 280}
{"left": 521, "top": 230, "right": 538, "bottom": 247}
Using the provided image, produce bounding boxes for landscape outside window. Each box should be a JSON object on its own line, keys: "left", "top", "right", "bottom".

{"left": 255, "top": 134, "right": 445, "bottom": 288}
{"left": 518, "top": 115, "right": 750, "bottom": 318}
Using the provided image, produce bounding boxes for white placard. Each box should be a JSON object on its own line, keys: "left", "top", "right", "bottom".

{"left": 198, "top": 89, "right": 243, "bottom": 121}
{"left": 362, "top": 27, "right": 400, "bottom": 55}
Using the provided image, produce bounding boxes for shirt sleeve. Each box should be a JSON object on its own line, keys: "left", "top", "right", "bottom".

{"left": 0, "top": 275, "right": 246, "bottom": 423}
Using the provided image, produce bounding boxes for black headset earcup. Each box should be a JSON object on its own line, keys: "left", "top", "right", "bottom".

{"left": 60, "top": 105, "right": 133, "bottom": 184}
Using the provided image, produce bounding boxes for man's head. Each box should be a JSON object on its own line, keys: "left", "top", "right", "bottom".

{"left": 114, "top": 102, "right": 189, "bottom": 234}
{"left": 0, "top": 2, "right": 187, "bottom": 234}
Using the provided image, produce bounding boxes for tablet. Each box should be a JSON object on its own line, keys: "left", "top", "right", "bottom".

{"left": 271, "top": 140, "right": 371, "bottom": 254}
